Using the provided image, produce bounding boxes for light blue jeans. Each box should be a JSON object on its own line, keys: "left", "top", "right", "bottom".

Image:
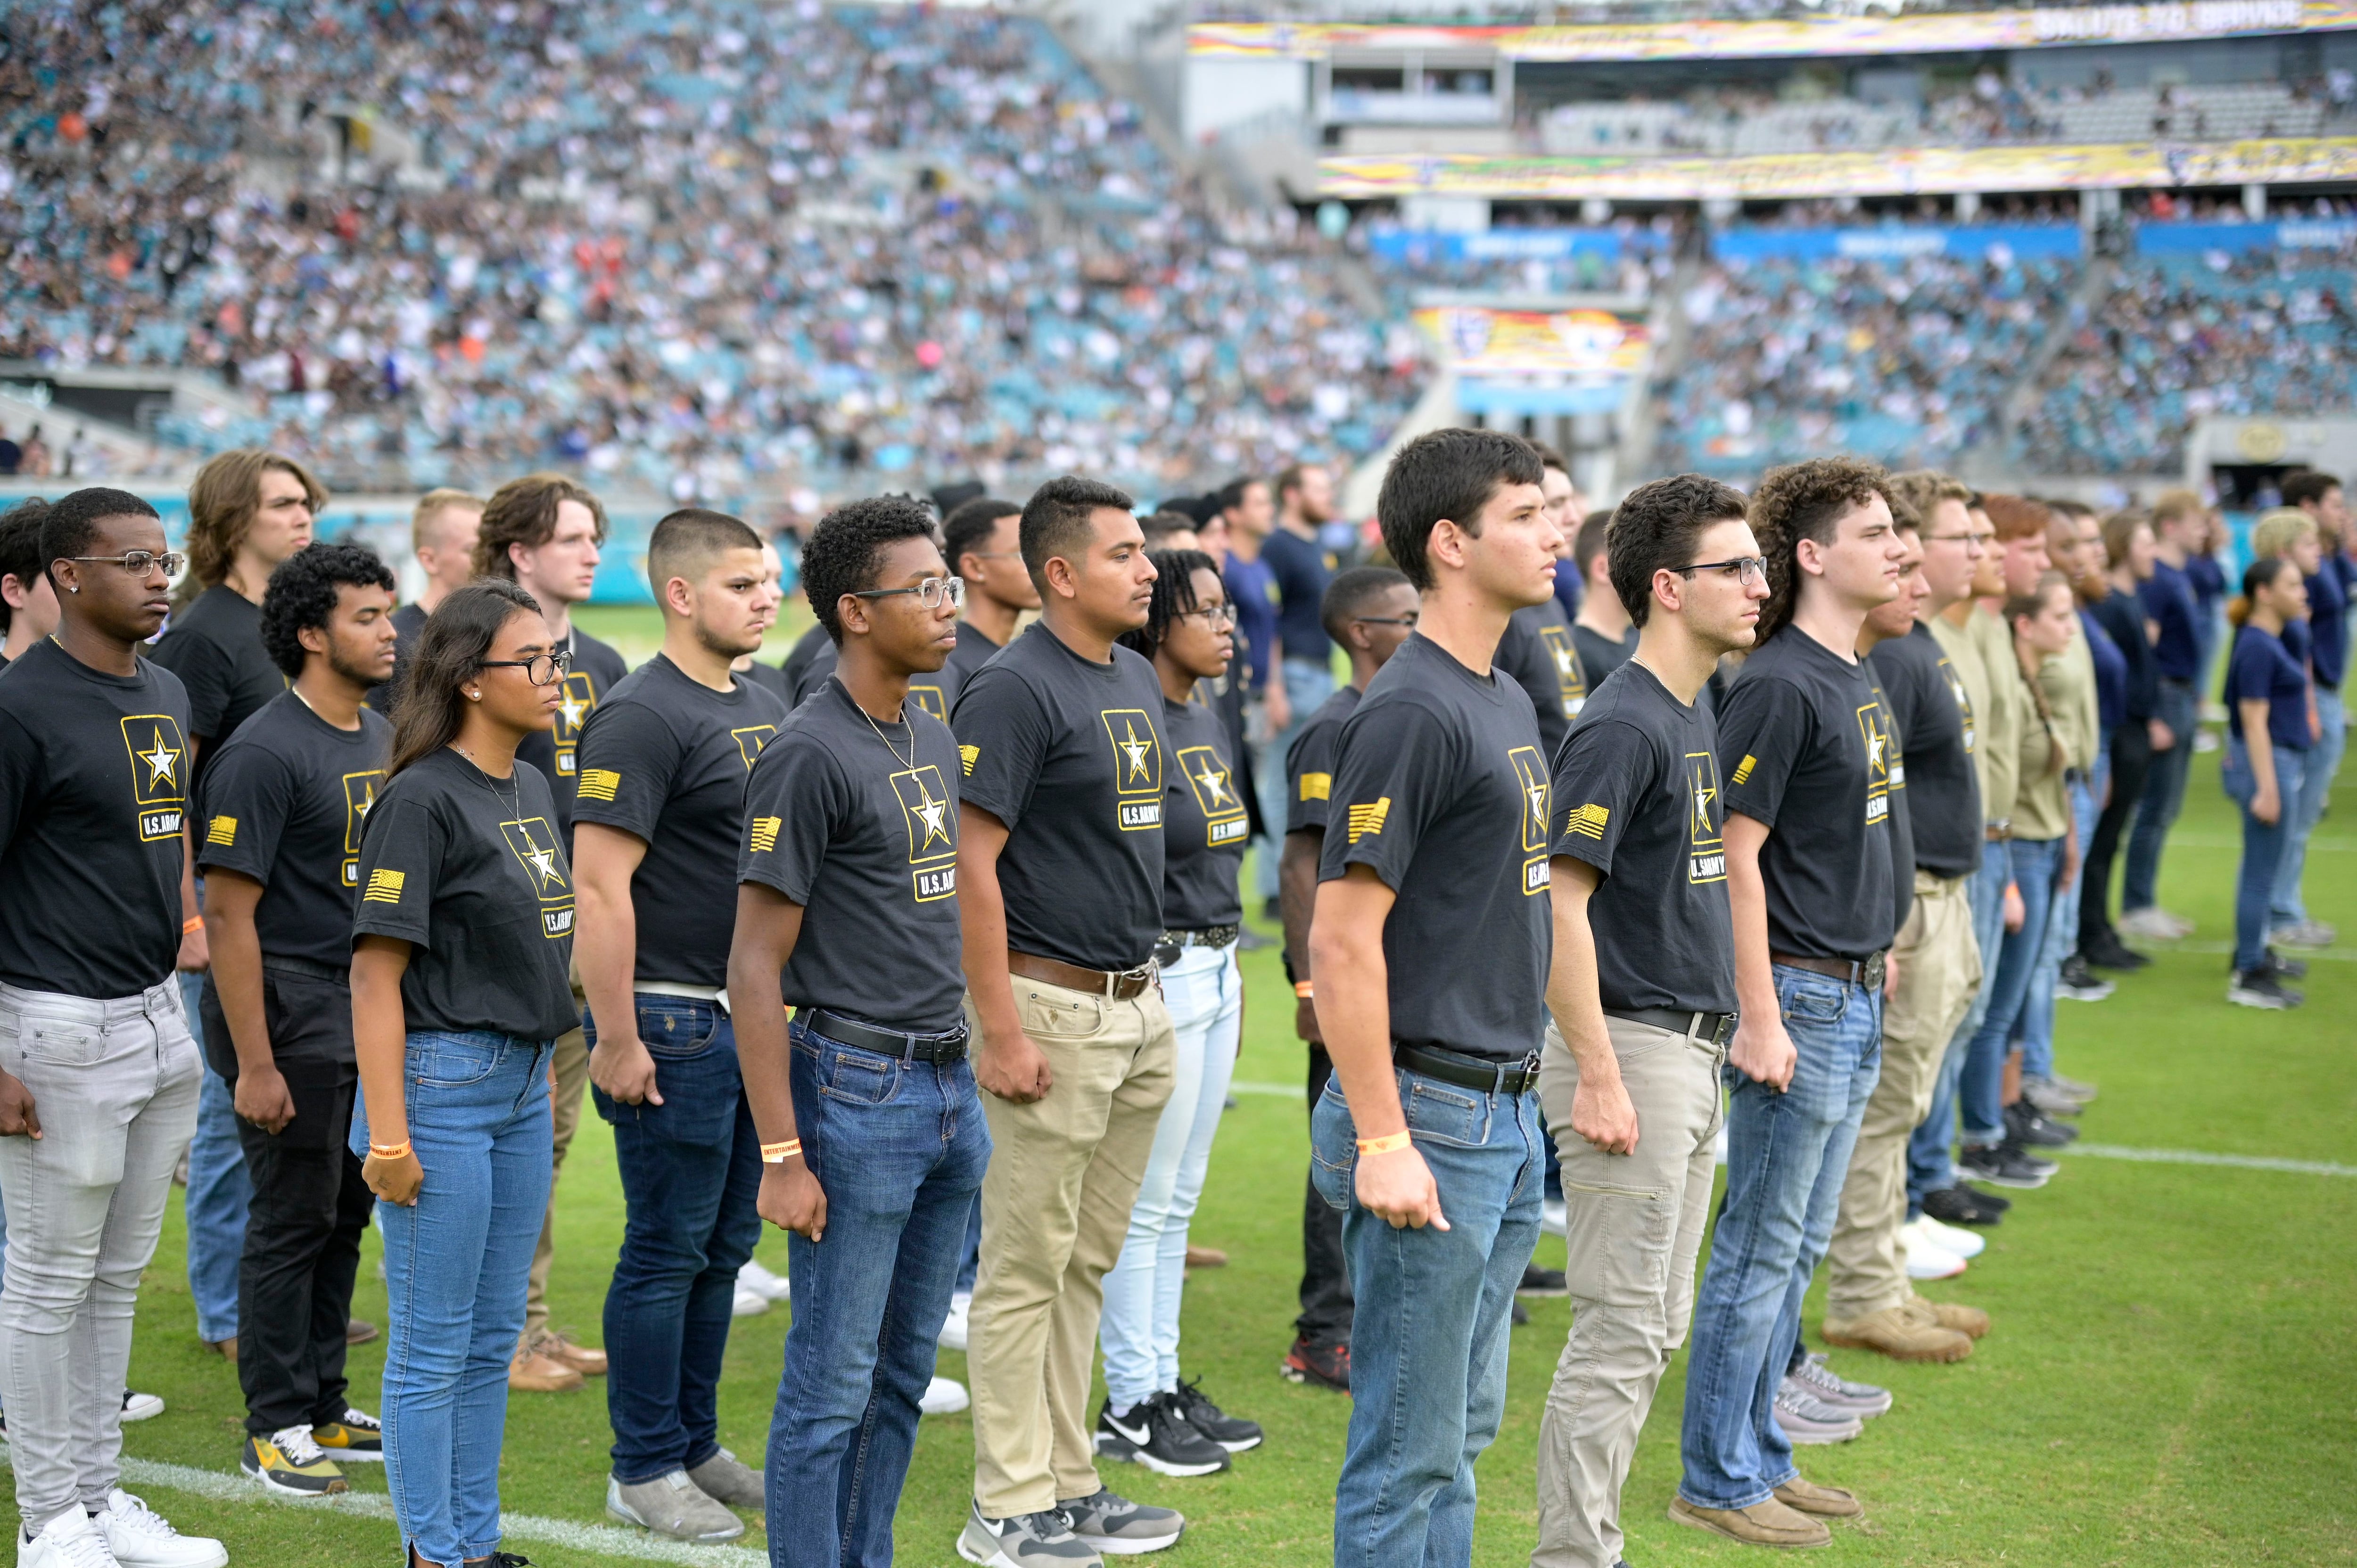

{"left": 2017, "top": 768, "right": 2100, "bottom": 1084}
{"left": 2225, "top": 739, "right": 2309, "bottom": 974}
{"left": 1907, "top": 847, "right": 2007, "bottom": 1210}
{"left": 1312, "top": 1065, "right": 1542, "bottom": 1568}
{"left": 353, "top": 1030, "right": 554, "bottom": 1568}
{"left": 2273, "top": 685, "right": 2343, "bottom": 927}
{"left": 178, "top": 966, "right": 250, "bottom": 1345}
{"left": 1961, "top": 836, "right": 2064, "bottom": 1146}
{"left": 1255, "top": 657, "right": 1337, "bottom": 900}
{"left": 1678, "top": 966, "right": 1882, "bottom": 1512}
{"left": 1099, "top": 942, "right": 1242, "bottom": 1408}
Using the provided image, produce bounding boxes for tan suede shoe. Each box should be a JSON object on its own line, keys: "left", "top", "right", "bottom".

{"left": 508, "top": 1342, "right": 585, "bottom": 1393}
{"left": 1773, "top": 1478, "right": 1863, "bottom": 1518}
{"left": 1821, "top": 1303, "right": 1974, "bottom": 1363}
{"left": 1907, "top": 1295, "right": 1992, "bottom": 1339}
{"left": 1668, "top": 1495, "right": 1831, "bottom": 1548}
{"left": 539, "top": 1330, "right": 609, "bottom": 1376}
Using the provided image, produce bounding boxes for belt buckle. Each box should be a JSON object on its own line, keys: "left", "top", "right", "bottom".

{"left": 1113, "top": 961, "right": 1157, "bottom": 997}
{"left": 1861, "top": 952, "right": 1887, "bottom": 991}
{"left": 1708, "top": 1012, "right": 1737, "bottom": 1050}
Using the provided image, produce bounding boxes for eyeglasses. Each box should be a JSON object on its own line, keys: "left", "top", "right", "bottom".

{"left": 850, "top": 576, "right": 966, "bottom": 610}
{"left": 479, "top": 649, "right": 574, "bottom": 685}
{"left": 1176, "top": 602, "right": 1236, "bottom": 628}
{"left": 1678, "top": 557, "right": 1769, "bottom": 584}
{"left": 1921, "top": 533, "right": 1981, "bottom": 544}
{"left": 1352, "top": 613, "right": 1420, "bottom": 627}
{"left": 70, "top": 551, "right": 187, "bottom": 576}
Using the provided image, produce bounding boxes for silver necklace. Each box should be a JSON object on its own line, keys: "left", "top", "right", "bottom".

{"left": 450, "top": 744, "right": 522, "bottom": 823}
{"left": 854, "top": 699, "right": 915, "bottom": 770}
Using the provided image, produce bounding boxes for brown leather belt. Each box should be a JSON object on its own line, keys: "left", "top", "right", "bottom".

{"left": 1008, "top": 950, "right": 1158, "bottom": 1000}
{"left": 1771, "top": 951, "right": 1888, "bottom": 990}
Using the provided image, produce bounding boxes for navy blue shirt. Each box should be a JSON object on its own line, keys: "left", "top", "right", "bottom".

{"left": 2224, "top": 624, "right": 2310, "bottom": 753}
{"left": 2186, "top": 551, "right": 2227, "bottom": 618}
{"left": 2141, "top": 559, "right": 2203, "bottom": 682}
{"left": 2306, "top": 559, "right": 2348, "bottom": 691}
{"left": 1223, "top": 552, "right": 1278, "bottom": 695}
{"left": 2088, "top": 590, "right": 2158, "bottom": 722}
{"left": 1260, "top": 527, "right": 1333, "bottom": 673}
{"left": 2081, "top": 608, "right": 2127, "bottom": 734}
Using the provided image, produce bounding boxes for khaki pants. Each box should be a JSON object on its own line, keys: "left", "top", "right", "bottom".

{"left": 522, "top": 1018, "right": 592, "bottom": 1344}
{"left": 970, "top": 976, "right": 1174, "bottom": 1517}
{"left": 1533, "top": 1015, "right": 1724, "bottom": 1568}
{"left": 1826, "top": 871, "right": 1983, "bottom": 1321}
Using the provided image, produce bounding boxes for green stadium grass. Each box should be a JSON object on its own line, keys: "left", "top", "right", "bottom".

{"left": 30, "top": 616, "right": 2352, "bottom": 1564}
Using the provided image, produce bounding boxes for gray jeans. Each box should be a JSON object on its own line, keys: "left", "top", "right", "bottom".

{"left": 1534, "top": 1015, "right": 1725, "bottom": 1568}
{"left": 0, "top": 979, "right": 202, "bottom": 1530}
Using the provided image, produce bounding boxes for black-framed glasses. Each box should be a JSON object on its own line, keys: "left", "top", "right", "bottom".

{"left": 1352, "top": 613, "right": 1420, "bottom": 627}
{"left": 70, "top": 551, "right": 186, "bottom": 576}
{"left": 1177, "top": 602, "right": 1236, "bottom": 628}
{"left": 850, "top": 577, "right": 966, "bottom": 610}
{"left": 1678, "top": 557, "right": 1769, "bottom": 584}
{"left": 479, "top": 649, "right": 574, "bottom": 685}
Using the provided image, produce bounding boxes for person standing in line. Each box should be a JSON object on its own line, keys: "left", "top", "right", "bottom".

{"left": 1255, "top": 464, "right": 1338, "bottom": 919}
{"left": 570, "top": 510, "right": 788, "bottom": 1540}
{"left": 473, "top": 472, "right": 625, "bottom": 1392}
{"left": 152, "top": 448, "right": 329, "bottom": 1364}
{"left": 1308, "top": 429, "right": 1562, "bottom": 1568}
{"left": 2078, "top": 510, "right": 2164, "bottom": 976}
{"left": 1215, "top": 476, "right": 1286, "bottom": 918}
{"left": 0, "top": 488, "right": 228, "bottom": 1568}
{"left": 1535, "top": 444, "right": 1587, "bottom": 623}
{"left": 2220, "top": 556, "right": 2315, "bottom": 1010}
{"left": 729, "top": 540, "right": 794, "bottom": 720}
{"left": 197, "top": 545, "right": 401, "bottom": 1495}
{"left": 1567, "top": 509, "right": 1637, "bottom": 689}
{"left": 0, "top": 498, "right": 62, "bottom": 668}
{"left": 371, "top": 489, "right": 483, "bottom": 714}
{"left": 2118, "top": 489, "right": 2209, "bottom": 942}
{"left": 1275, "top": 566, "right": 1417, "bottom": 1393}
{"left": 2270, "top": 471, "right": 2348, "bottom": 950}
{"left": 1495, "top": 505, "right": 1588, "bottom": 764}
{"left": 1672, "top": 457, "right": 1904, "bottom": 1550}
{"left": 1093, "top": 550, "right": 1262, "bottom": 1477}
{"left": 951, "top": 477, "right": 1185, "bottom": 1568}
{"left": 729, "top": 497, "right": 989, "bottom": 1568}
{"left": 1529, "top": 474, "right": 1767, "bottom": 1568}
{"left": 348, "top": 580, "right": 579, "bottom": 1568}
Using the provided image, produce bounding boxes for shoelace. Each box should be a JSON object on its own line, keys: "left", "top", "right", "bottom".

{"left": 41, "top": 1521, "right": 114, "bottom": 1568}
{"left": 1791, "top": 1358, "right": 1857, "bottom": 1401}
{"left": 1772, "top": 1383, "right": 1834, "bottom": 1418}
{"left": 105, "top": 1492, "right": 180, "bottom": 1539}
{"left": 339, "top": 1408, "right": 381, "bottom": 1433}
{"left": 271, "top": 1425, "right": 330, "bottom": 1466}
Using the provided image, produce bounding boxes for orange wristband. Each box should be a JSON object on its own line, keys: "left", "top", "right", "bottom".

{"left": 1356, "top": 1131, "right": 1412, "bottom": 1157}
{"left": 182, "top": 916, "right": 204, "bottom": 935}
{"left": 761, "top": 1139, "right": 803, "bottom": 1164}
{"left": 368, "top": 1141, "right": 412, "bottom": 1160}
{"left": 1294, "top": 981, "right": 1314, "bottom": 999}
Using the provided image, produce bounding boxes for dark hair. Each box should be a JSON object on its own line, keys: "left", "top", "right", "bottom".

{"left": 1746, "top": 455, "right": 1890, "bottom": 642}
{"left": 387, "top": 580, "right": 544, "bottom": 778}
{"left": 259, "top": 543, "right": 396, "bottom": 679}
{"left": 1319, "top": 564, "right": 1412, "bottom": 647}
{"left": 1375, "top": 428, "right": 1544, "bottom": 592}
{"left": 1119, "top": 549, "right": 1217, "bottom": 661}
{"left": 2242, "top": 554, "right": 2299, "bottom": 603}
{"left": 1609, "top": 474, "right": 1751, "bottom": 628}
{"left": 472, "top": 472, "right": 608, "bottom": 580}
{"left": 1572, "top": 507, "right": 1613, "bottom": 575}
{"left": 1527, "top": 438, "right": 1570, "bottom": 475}
{"left": 181, "top": 449, "right": 326, "bottom": 606}
{"left": 1139, "top": 511, "right": 1201, "bottom": 550}
{"left": 41, "top": 487, "right": 161, "bottom": 590}
{"left": 0, "top": 498, "right": 49, "bottom": 633}
{"left": 1276, "top": 462, "right": 1323, "bottom": 501}
{"left": 802, "top": 495, "right": 941, "bottom": 644}
{"left": 1214, "top": 475, "right": 1267, "bottom": 516}
{"left": 646, "top": 507, "right": 761, "bottom": 599}
{"left": 1020, "top": 476, "right": 1135, "bottom": 589}
{"left": 942, "top": 495, "right": 1022, "bottom": 576}
{"left": 2283, "top": 469, "right": 2342, "bottom": 510}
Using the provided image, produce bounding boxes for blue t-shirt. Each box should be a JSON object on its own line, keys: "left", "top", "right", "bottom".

{"left": 1260, "top": 527, "right": 1333, "bottom": 672}
{"left": 2141, "top": 559, "right": 2203, "bottom": 682}
{"left": 2186, "top": 552, "right": 2227, "bottom": 616}
{"left": 1223, "top": 552, "right": 1279, "bottom": 695}
{"left": 2223, "top": 624, "right": 2310, "bottom": 753}
{"left": 2081, "top": 608, "right": 2127, "bottom": 734}
{"left": 2306, "top": 558, "right": 2348, "bottom": 691}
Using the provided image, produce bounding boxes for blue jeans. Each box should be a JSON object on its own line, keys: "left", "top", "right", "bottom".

{"left": 1960, "top": 836, "right": 2064, "bottom": 1146}
{"left": 353, "top": 1031, "right": 554, "bottom": 1568}
{"left": 590, "top": 997, "right": 764, "bottom": 1484}
{"left": 1679, "top": 967, "right": 1882, "bottom": 1511}
{"left": 2123, "top": 678, "right": 2199, "bottom": 913}
{"left": 769, "top": 1018, "right": 989, "bottom": 1568}
{"left": 1907, "top": 848, "right": 2008, "bottom": 1210}
{"left": 2273, "top": 685, "right": 2343, "bottom": 926}
{"left": 2224, "top": 739, "right": 2309, "bottom": 974}
{"left": 954, "top": 1196, "right": 981, "bottom": 1297}
{"left": 2016, "top": 772, "right": 2100, "bottom": 1084}
{"left": 179, "top": 968, "right": 250, "bottom": 1345}
{"left": 1256, "top": 656, "right": 1337, "bottom": 900}
{"left": 1099, "top": 943, "right": 1242, "bottom": 1408}
{"left": 1311, "top": 1066, "right": 1542, "bottom": 1568}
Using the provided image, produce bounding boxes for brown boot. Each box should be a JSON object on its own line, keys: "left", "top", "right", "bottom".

{"left": 345, "top": 1317, "right": 379, "bottom": 1346}
{"left": 1821, "top": 1304, "right": 1973, "bottom": 1363}
{"left": 1668, "top": 1496, "right": 1831, "bottom": 1548}
{"left": 1184, "top": 1245, "right": 1228, "bottom": 1269}
{"left": 537, "top": 1330, "right": 608, "bottom": 1376}
{"left": 1908, "top": 1296, "right": 1991, "bottom": 1340}
{"left": 203, "top": 1336, "right": 238, "bottom": 1363}
{"left": 508, "top": 1340, "right": 585, "bottom": 1393}
{"left": 1773, "top": 1478, "right": 1863, "bottom": 1518}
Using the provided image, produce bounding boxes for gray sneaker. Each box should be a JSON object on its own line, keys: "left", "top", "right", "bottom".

{"left": 2270, "top": 918, "right": 2336, "bottom": 949}
{"left": 1056, "top": 1488, "right": 1185, "bottom": 1555}
{"left": 686, "top": 1447, "right": 764, "bottom": 1509}
{"left": 1789, "top": 1352, "right": 1893, "bottom": 1417}
{"left": 607, "top": 1470, "right": 745, "bottom": 1542}
{"left": 957, "top": 1502, "right": 1102, "bottom": 1568}
{"left": 1770, "top": 1382, "right": 1863, "bottom": 1445}
{"left": 2019, "top": 1078, "right": 2084, "bottom": 1119}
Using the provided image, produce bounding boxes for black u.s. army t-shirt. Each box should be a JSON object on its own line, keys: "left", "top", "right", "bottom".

{"left": 0, "top": 640, "right": 192, "bottom": 998}
{"left": 351, "top": 748, "right": 579, "bottom": 1042}
{"left": 514, "top": 624, "right": 628, "bottom": 849}
{"left": 1159, "top": 695, "right": 1249, "bottom": 930}
{"left": 1715, "top": 629, "right": 1897, "bottom": 962}
{"left": 952, "top": 622, "right": 1170, "bottom": 972}
{"left": 194, "top": 690, "right": 392, "bottom": 971}
{"left": 150, "top": 584, "right": 285, "bottom": 784}
{"left": 1865, "top": 672, "right": 1914, "bottom": 936}
{"left": 1320, "top": 634, "right": 1551, "bottom": 1061}
{"left": 1549, "top": 660, "right": 1737, "bottom": 1016}
{"left": 739, "top": 679, "right": 968, "bottom": 1032}
{"left": 571, "top": 655, "right": 788, "bottom": 989}
{"left": 783, "top": 626, "right": 982, "bottom": 726}
{"left": 1284, "top": 683, "right": 1361, "bottom": 837}
{"left": 1494, "top": 598, "right": 1587, "bottom": 763}
{"left": 1572, "top": 623, "right": 1639, "bottom": 691}
{"left": 1869, "top": 622, "right": 1981, "bottom": 880}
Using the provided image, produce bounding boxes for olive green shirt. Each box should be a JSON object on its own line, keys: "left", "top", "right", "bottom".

{"left": 1929, "top": 607, "right": 2019, "bottom": 827}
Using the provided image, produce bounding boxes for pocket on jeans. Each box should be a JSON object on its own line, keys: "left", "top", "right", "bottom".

{"left": 1018, "top": 987, "right": 1110, "bottom": 1042}
{"left": 1308, "top": 1085, "right": 1355, "bottom": 1211}
{"left": 1560, "top": 1176, "right": 1676, "bottom": 1309}
{"left": 18, "top": 1019, "right": 99, "bottom": 1067}
{"left": 1777, "top": 977, "right": 1848, "bottom": 1027}
{"left": 804, "top": 1036, "right": 904, "bottom": 1108}
{"left": 407, "top": 1033, "right": 502, "bottom": 1090}
{"left": 1401, "top": 1075, "right": 1485, "bottom": 1147}
{"left": 636, "top": 998, "right": 721, "bottom": 1059}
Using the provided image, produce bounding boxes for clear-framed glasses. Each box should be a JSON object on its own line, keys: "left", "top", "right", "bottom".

{"left": 70, "top": 551, "right": 186, "bottom": 576}
{"left": 479, "top": 649, "right": 575, "bottom": 685}
{"left": 1678, "top": 556, "right": 1769, "bottom": 584}
{"left": 1177, "top": 602, "right": 1236, "bottom": 629}
{"left": 850, "top": 576, "right": 966, "bottom": 610}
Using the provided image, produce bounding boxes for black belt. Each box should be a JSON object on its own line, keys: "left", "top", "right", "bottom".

{"left": 261, "top": 953, "right": 351, "bottom": 986}
{"left": 1604, "top": 1007, "right": 1736, "bottom": 1048}
{"left": 1772, "top": 951, "right": 1887, "bottom": 990}
{"left": 805, "top": 1010, "right": 970, "bottom": 1063}
{"left": 1393, "top": 1039, "right": 1540, "bottom": 1095}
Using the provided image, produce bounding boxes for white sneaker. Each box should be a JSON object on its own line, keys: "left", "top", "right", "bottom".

{"left": 738, "top": 1258, "right": 792, "bottom": 1302}
{"left": 1540, "top": 1199, "right": 1566, "bottom": 1238}
{"left": 20, "top": 1509, "right": 118, "bottom": 1568}
{"left": 94, "top": 1491, "right": 226, "bottom": 1568}
{"left": 732, "top": 1281, "right": 771, "bottom": 1318}
{"left": 1912, "top": 1213, "right": 1986, "bottom": 1259}
{"left": 2118, "top": 906, "right": 2192, "bottom": 940}
{"left": 1901, "top": 1223, "right": 1968, "bottom": 1281}
{"left": 119, "top": 1391, "right": 165, "bottom": 1424}
{"left": 939, "top": 1289, "right": 972, "bottom": 1352}
{"left": 921, "top": 1376, "right": 971, "bottom": 1416}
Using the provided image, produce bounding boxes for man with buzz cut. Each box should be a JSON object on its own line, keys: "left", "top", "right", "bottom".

{"left": 1531, "top": 474, "right": 1767, "bottom": 1568}
{"left": 1308, "top": 429, "right": 1564, "bottom": 1568}
{"left": 1673, "top": 457, "right": 1906, "bottom": 1551}
{"left": 951, "top": 476, "right": 1182, "bottom": 1568}
{"left": 371, "top": 487, "right": 483, "bottom": 714}
{"left": 568, "top": 509, "right": 786, "bottom": 1542}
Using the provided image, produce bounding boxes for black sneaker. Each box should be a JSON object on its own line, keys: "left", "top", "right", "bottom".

{"left": 1920, "top": 1185, "right": 2003, "bottom": 1227}
{"left": 2081, "top": 933, "right": 2151, "bottom": 971}
{"left": 1280, "top": 1334, "right": 1349, "bottom": 1393}
{"left": 1517, "top": 1264, "right": 1569, "bottom": 1297}
{"left": 2004, "top": 1101, "right": 2079, "bottom": 1148}
{"left": 2229, "top": 968, "right": 2304, "bottom": 1009}
{"left": 2260, "top": 949, "right": 2309, "bottom": 981}
{"left": 1957, "top": 1180, "right": 2012, "bottom": 1212}
{"left": 1169, "top": 1379, "right": 1261, "bottom": 1453}
{"left": 1511, "top": 1297, "right": 1530, "bottom": 1327}
{"left": 1092, "top": 1394, "right": 1229, "bottom": 1477}
{"left": 2055, "top": 954, "right": 2115, "bottom": 1002}
{"left": 1959, "top": 1143, "right": 2053, "bottom": 1190}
